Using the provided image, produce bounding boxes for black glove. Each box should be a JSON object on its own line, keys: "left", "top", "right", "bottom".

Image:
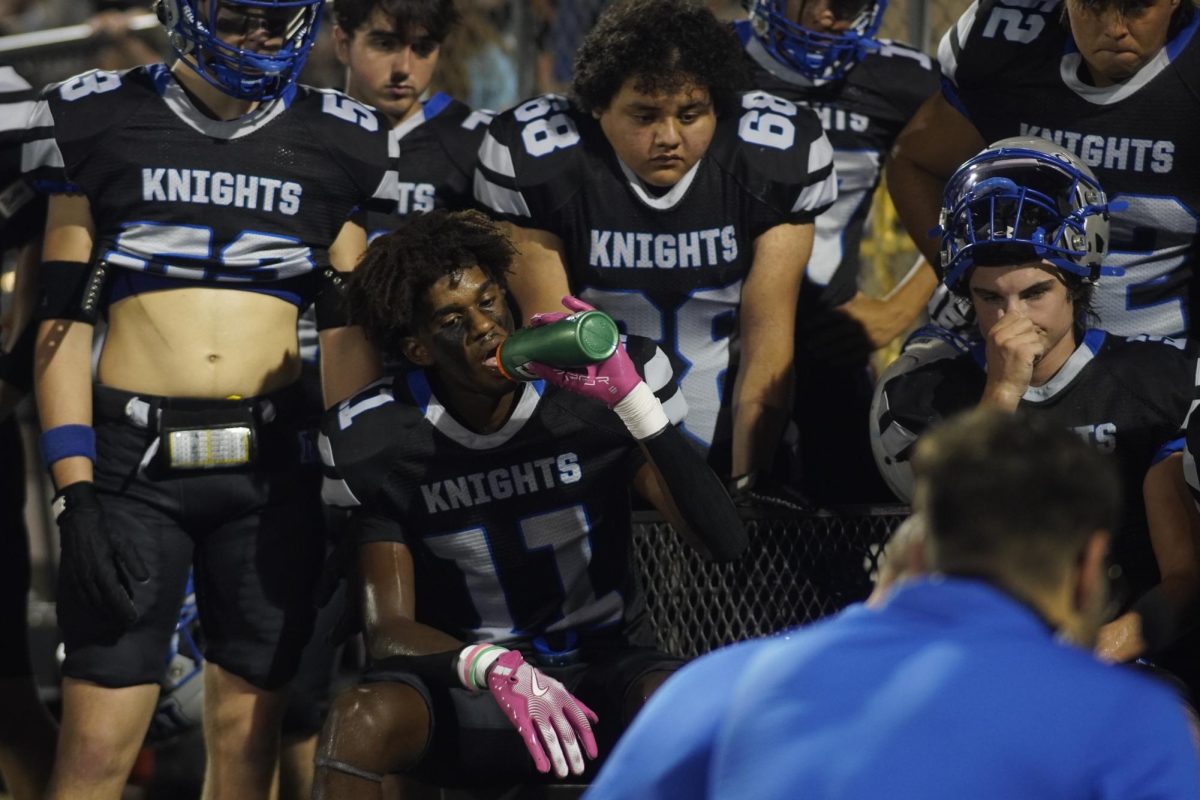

{"left": 55, "top": 481, "right": 149, "bottom": 631}
{"left": 727, "top": 472, "right": 816, "bottom": 514}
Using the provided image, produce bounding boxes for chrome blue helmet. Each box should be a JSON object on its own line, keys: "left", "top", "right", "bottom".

{"left": 154, "top": 0, "right": 324, "bottom": 101}
{"left": 936, "top": 136, "right": 1123, "bottom": 292}
{"left": 746, "top": 0, "right": 886, "bottom": 83}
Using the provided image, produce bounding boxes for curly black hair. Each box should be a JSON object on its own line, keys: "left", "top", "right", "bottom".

{"left": 570, "top": 0, "right": 751, "bottom": 116}
{"left": 332, "top": 0, "right": 460, "bottom": 42}
{"left": 346, "top": 210, "right": 514, "bottom": 357}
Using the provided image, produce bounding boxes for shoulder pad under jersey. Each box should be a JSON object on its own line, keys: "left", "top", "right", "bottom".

{"left": 474, "top": 93, "right": 588, "bottom": 224}
{"left": 709, "top": 90, "right": 838, "bottom": 223}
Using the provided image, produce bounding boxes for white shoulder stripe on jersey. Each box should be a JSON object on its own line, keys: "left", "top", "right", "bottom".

{"left": 806, "top": 132, "right": 834, "bottom": 175}
{"left": 474, "top": 170, "right": 531, "bottom": 217}
{"left": 317, "top": 433, "right": 363, "bottom": 508}
{"left": 0, "top": 100, "right": 34, "bottom": 133}
{"left": 320, "top": 475, "right": 362, "bottom": 508}
{"left": 792, "top": 167, "right": 838, "bottom": 213}
{"left": 25, "top": 99, "right": 54, "bottom": 129}
{"left": 0, "top": 66, "right": 31, "bottom": 92}
{"left": 939, "top": 0, "right": 979, "bottom": 82}
{"left": 661, "top": 390, "right": 688, "bottom": 426}
{"left": 478, "top": 131, "right": 517, "bottom": 178}
{"left": 21, "top": 137, "right": 64, "bottom": 172}
{"left": 372, "top": 169, "right": 401, "bottom": 202}
{"left": 642, "top": 345, "right": 673, "bottom": 393}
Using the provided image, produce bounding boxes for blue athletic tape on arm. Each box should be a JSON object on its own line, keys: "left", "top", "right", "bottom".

{"left": 39, "top": 424, "right": 96, "bottom": 467}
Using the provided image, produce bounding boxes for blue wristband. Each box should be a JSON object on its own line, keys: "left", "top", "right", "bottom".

{"left": 39, "top": 424, "right": 96, "bottom": 467}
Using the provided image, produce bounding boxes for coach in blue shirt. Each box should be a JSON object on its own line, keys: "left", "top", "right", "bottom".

{"left": 587, "top": 409, "right": 1200, "bottom": 800}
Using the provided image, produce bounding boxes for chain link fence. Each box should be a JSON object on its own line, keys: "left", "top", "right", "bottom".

{"left": 634, "top": 508, "right": 908, "bottom": 658}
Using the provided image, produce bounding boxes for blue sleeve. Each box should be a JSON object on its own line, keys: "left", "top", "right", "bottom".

{"left": 1094, "top": 685, "right": 1200, "bottom": 799}
{"left": 584, "top": 641, "right": 768, "bottom": 800}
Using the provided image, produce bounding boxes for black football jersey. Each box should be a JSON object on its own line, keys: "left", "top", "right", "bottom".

{"left": 0, "top": 66, "right": 44, "bottom": 253}
{"left": 366, "top": 92, "right": 493, "bottom": 241}
{"left": 23, "top": 64, "right": 396, "bottom": 306}
{"left": 875, "top": 328, "right": 1195, "bottom": 601}
{"left": 319, "top": 337, "right": 684, "bottom": 643}
{"left": 941, "top": 0, "right": 1200, "bottom": 340}
{"left": 736, "top": 22, "right": 939, "bottom": 311}
{"left": 300, "top": 94, "right": 492, "bottom": 364}
{"left": 474, "top": 92, "right": 836, "bottom": 459}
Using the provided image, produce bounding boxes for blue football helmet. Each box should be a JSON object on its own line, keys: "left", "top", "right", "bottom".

{"left": 154, "top": 0, "right": 324, "bottom": 101}
{"left": 746, "top": 0, "right": 886, "bottom": 83}
{"left": 936, "top": 136, "right": 1124, "bottom": 292}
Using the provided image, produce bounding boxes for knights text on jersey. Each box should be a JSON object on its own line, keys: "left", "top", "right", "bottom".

{"left": 876, "top": 328, "right": 1195, "bottom": 599}
{"left": 366, "top": 93, "right": 494, "bottom": 240}
{"left": 319, "top": 337, "right": 683, "bottom": 643}
{"left": 737, "top": 21, "right": 939, "bottom": 309}
{"left": 474, "top": 93, "right": 836, "bottom": 454}
{"left": 940, "top": 0, "right": 1200, "bottom": 340}
{"left": 22, "top": 64, "right": 397, "bottom": 303}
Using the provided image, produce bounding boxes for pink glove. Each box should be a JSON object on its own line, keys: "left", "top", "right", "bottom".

{"left": 486, "top": 649, "right": 600, "bottom": 777}
{"left": 526, "top": 296, "right": 642, "bottom": 409}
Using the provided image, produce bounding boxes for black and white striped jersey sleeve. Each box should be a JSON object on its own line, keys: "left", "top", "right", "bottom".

{"left": 625, "top": 334, "right": 687, "bottom": 427}
{"left": 473, "top": 94, "right": 584, "bottom": 227}
{"left": 0, "top": 66, "right": 45, "bottom": 249}
{"left": 716, "top": 91, "right": 838, "bottom": 233}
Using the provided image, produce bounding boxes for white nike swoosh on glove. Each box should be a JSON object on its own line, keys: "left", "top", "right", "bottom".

{"left": 532, "top": 671, "right": 550, "bottom": 697}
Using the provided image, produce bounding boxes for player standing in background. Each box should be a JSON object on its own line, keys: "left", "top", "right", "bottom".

{"left": 588, "top": 409, "right": 1200, "bottom": 800}
{"left": 23, "top": 0, "right": 397, "bottom": 797}
{"left": 737, "top": 0, "right": 939, "bottom": 503}
{"left": 872, "top": 137, "right": 1200, "bottom": 672}
{"left": 890, "top": 0, "right": 1200, "bottom": 341}
{"left": 333, "top": 0, "right": 495, "bottom": 240}
{"left": 313, "top": 210, "right": 744, "bottom": 798}
{"left": 279, "top": 4, "right": 495, "bottom": 794}
{"left": 475, "top": 0, "right": 837, "bottom": 481}
{"left": 0, "top": 65, "right": 55, "bottom": 800}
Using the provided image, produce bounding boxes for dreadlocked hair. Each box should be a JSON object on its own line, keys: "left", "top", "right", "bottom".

{"left": 571, "top": 0, "right": 751, "bottom": 117}
{"left": 346, "top": 209, "right": 515, "bottom": 358}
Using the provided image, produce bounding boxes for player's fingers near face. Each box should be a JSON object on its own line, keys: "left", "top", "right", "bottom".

{"left": 994, "top": 322, "right": 1039, "bottom": 354}
{"left": 990, "top": 312, "right": 1031, "bottom": 340}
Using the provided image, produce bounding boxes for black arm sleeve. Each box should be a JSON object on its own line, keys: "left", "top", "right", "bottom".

{"left": 641, "top": 423, "right": 747, "bottom": 563}
{"left": 367, "top": 651, "right": 463, "bottom": 692}
{"left": 36, "top": 260, "right": 108, "bottom": 323}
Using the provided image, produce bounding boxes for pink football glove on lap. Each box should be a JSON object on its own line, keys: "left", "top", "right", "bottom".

{"left": 486, "top": 649, "right": 599, "bottom": 777}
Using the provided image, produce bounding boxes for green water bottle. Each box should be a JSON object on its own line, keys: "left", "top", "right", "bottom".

{"left": 496, "top": 310, "right": 620, "bottom": 381}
